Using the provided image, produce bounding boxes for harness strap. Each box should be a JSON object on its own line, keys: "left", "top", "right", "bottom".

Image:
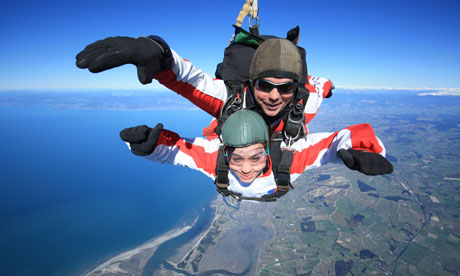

{"left": 270, "top": 139, "right": 295, "bottom": 193}
{"left": 276, "top": 147, "right": 295, "bottom": 191}
{"left": 215, "top": 80, "right": 245, "bottom": 135}
{"left": 226, "top": 190, "right": 277, "bottom": 202}
{"left": 227, "top": 80, "right": 245, "bottom": 98}
{"left": 215, "top": 147, "right": 229, "bottom": 189}
{"left": 283, "top": 84, "right": 309, "bottom": 144}
{"left": 272, "top": 85, "right": 309, "bottom": 191}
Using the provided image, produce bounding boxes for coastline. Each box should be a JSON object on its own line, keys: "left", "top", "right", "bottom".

{"left": 140, "top": 198, "right": 220, "bottom": 274}
{"left": 168, "top": 213, "right": 221, "bottom": 268}
{"left": 82, "top": 217, "right": 197, "bottom": 276}
{"left": 160, "top": 198, "right": 275, "bottom": 275}
{"left": 80, "top": 196, "right": 219, "bottom": 276}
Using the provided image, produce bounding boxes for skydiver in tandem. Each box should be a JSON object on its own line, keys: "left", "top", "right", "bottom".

{"left": 75, "top": 26, "right": 334, "bottom": 141}
{"left": 76, "top": 27, "right": 393, "bottom": 200}
{"left": 119, "top": 109, "right": 393, "bottom": 201}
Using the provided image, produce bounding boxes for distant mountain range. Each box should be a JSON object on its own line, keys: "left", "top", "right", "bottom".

{"left": 1, "top": 88, "right": 458, "bottom": 111}
{"left": 0, "top": 90, "right": 198, "bottom": 110}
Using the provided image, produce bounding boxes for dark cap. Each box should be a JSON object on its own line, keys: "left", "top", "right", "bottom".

{"left": 249, "top": 38, "right": 302, "bottom": 82}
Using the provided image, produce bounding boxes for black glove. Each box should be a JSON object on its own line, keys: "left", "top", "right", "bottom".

{"left": 120, "top": 123, "right": 163, "bottom": 156}
{"left": 338, "top": 149, "right": 393, "bottom": 176}
{"left": 76, "top": 36, "right": 172, "bottom": 84}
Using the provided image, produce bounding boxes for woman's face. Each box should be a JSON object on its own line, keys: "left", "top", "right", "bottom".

{"left": 228, "top": 143, "right": 267, "bottom": 183}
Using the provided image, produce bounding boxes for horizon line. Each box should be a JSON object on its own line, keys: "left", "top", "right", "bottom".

{"left": 1, "top": 86, "right": 460, "bottom": 94}
{"left": 335, "top": 85, "right": 460, "bottom": 91}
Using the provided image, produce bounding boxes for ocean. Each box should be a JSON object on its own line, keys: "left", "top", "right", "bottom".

{"left": 0, "top": 104, "right": 216, "bottom": 276}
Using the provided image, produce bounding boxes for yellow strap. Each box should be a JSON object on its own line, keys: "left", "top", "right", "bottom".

{"left": 229, "top": 0, "right": 259, "bottom": 46}
{"left": 235, "top": 0, "right": 254, "bottom": 27}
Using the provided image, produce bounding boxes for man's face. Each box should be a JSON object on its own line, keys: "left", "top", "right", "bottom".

{"left": 253, "top": 77, "right": 296, "bottom": 117}
{"left": 228, "top": 143, "right": 267, "bottom": 184}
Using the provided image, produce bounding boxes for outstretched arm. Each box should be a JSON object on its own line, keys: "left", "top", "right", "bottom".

{"left": 76, "top": 36, "right": 173, "bottom": 85}
{"left": 290, "top": 123, "right": 392, "bottom": 180}
{"left": 76, "top": 35, "right": 228, "bottom": 118}
{"left": 76, "top": 35, "right": 334, "bottom": 128}
{"left": 303, "top": 76, "right": 334, "bottom": 132}
{"left": 120, "top": 124, "right": 219, "bottom": 179}
{"left": 153, "top": 49, "right": 228, "bottom": 118}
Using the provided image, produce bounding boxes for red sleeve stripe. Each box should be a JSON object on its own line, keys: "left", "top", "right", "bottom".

{"left": 154, "top": 50, "right": 227, "bottom": 118}
{"left": 346, "top": 123, "right": 383, "bottom": 154}
{"left": 304, "top": 113, "right": 316, "bottom": 126}
{"left": 322, "top": 80, "right": 333, "bottom": 98}
{"left": 289, "top": 124, "right": 385, "bottom": 174}
{"left": 305, "top": 83, "right": 318, "bottom": 94}
{"left": 157, "top": 129, "right": 218, "bottom": 176}
{"left": 290, "top": 133, "right": 338, "bottom": 174}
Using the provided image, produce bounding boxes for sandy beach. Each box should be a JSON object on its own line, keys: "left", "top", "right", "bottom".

{"left": 161, "top": 199, "right": 274, "bottom": 275}
{"left": 169, "top": 213, "right": 221, "bottom": 267}
{"left": 83, "top": 218, "right": 197, "bottom": 276}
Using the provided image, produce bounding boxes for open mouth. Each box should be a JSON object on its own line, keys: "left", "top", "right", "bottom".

{"left": 238, "top": 172, "right": 255, "bottom": 181}
{"left": 264, "top": 102, "right": 280, "bottom": 110}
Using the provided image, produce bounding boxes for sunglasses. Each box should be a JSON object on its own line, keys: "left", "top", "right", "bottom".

{"left": 254, "top": 79, "right": 298, "bottom": 95}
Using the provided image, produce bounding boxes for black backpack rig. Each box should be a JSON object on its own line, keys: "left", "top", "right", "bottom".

{"left": 213, "top": 25, "right": 311, "bottom": 201}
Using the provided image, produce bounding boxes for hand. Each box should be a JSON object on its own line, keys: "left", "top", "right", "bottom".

{"left": 76, "top": 36, "right": 172, "bottom": 84}
{"left": 120, "top": 123, "right": 163, "bottom": 156}
{"left": 338, "top": 149, "right": 393, "bottom": 175}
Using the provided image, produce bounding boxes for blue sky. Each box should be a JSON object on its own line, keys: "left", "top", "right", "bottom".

{"left": 1, "top": 0, "right": 459, "bottom": 91}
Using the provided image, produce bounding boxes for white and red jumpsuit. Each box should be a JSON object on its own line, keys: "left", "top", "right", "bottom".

{"left": 154, "top": 50, "right": 334, "bottom": 137}
{"left": 141, "top": 123, "right": 386, "bottom": 199}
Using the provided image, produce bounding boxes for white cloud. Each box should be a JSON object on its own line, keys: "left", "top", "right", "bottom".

{"left": 417, "top": 89, "right": 460, "bottom": 96}
{"left": 334, "top": 86, "right": 460, "bottom": 96}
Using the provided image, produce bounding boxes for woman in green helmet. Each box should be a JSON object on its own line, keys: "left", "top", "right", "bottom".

{"left": 120, "top": 109, "right": 392, "bottom": 200}
{"left": 220, "top": 109, "right": 270, "bottom": 185}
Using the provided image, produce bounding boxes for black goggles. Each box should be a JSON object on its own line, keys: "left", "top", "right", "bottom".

{"left": 254, "top": 79, "right": 298, "bottom": 95}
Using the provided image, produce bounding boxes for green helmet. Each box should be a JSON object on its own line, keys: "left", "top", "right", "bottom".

{"left": 222, "top": 109, "right": 269, "bottom": 148}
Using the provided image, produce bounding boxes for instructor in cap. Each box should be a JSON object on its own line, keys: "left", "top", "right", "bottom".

{"left": 76, "top": 35, "right": 334, "bottom": 138}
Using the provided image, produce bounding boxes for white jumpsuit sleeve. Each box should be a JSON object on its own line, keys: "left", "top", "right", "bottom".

{"left": 142, "top": 129, "right": 220, "bottom": 180}
{"left": 154, "top": 50, "right": 228, "bottom": 118}
{"left": 289, "top": 123, "right": 386, "bottom": 182}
